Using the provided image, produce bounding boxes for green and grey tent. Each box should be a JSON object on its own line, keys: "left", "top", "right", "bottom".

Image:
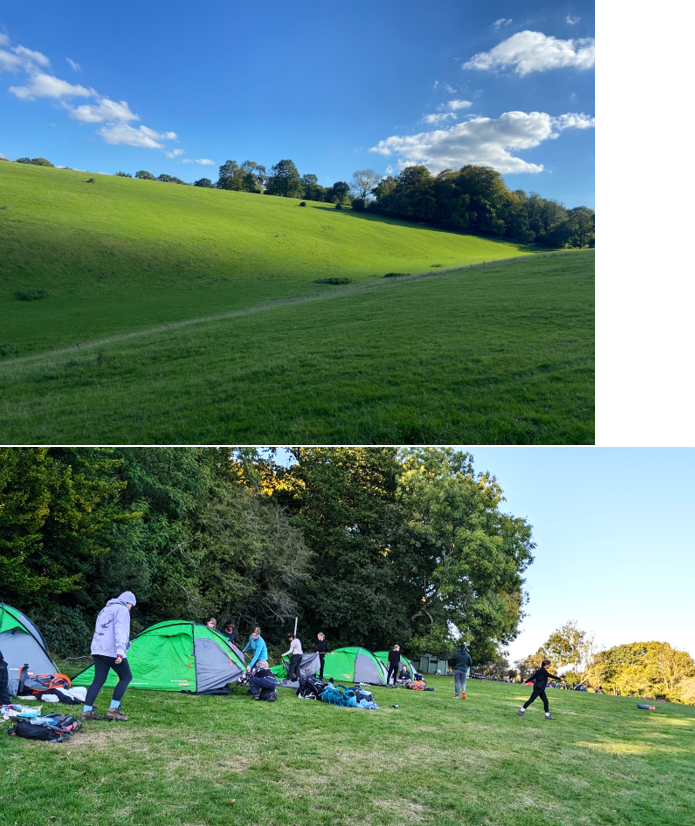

{"left": 271, "top": 652, "right": 321, "bottom": 684}
{"left": 72, "top": 620, "right": 245, "bottom": 693}
{"left": 0, "top": 603, "right": 59, "bottom": 697}
{"left": 322, "top": 647, "right": 387, "bottom": 685}
{"left": 374, "top": 651, "right": 416, "bottom": 679}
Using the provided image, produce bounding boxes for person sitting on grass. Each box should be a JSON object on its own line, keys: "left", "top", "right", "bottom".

{"left": 398, "top": 663, "right": 410, "bottom": 681}
{"left": 0, "top": 650, "right": 10, "bottom": 706}
{"left": 518, "top": 659, "right": 561, "bottom": 720}
{"left": 248, "top": 665, "right": 278, "bottom": 701}
{"left": 243, "top": 627, "right": 268, "bottom": 671}
{"left": 82, "top": 591, "right": 136, "bottom": 722}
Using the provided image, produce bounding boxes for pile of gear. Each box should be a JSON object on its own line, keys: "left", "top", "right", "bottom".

{"left": 296, "top": 676, "right": 379, "bottom": 709}
{"left": 3, "top": 705, "right": 82, "bottom": 743}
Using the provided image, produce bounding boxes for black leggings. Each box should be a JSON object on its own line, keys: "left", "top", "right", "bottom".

{"left": 318, "top": 653, "right": 325, "bottom": 680}
{"left": 387, "top": 664, "right": 398, "bottom": 684}
{"left": 85, "top": 654, "right": 132, "bottom": 706}
{"left": 524, "top": 687, "right": 549, "bottom": 712}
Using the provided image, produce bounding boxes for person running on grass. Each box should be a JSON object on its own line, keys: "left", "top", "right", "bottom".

{"left": 387, "top": 645, "right": 401, "bottom": 685}
{"left": 518, "top": 659, "right": 561, "bottom": 720}
{"left": 82, "top": 591, "right": 136, "bottom": 722}
{"left": 450, "top": 642, "right": 472, "bottom": 700}
{"left": 315, "top": 632, "right": 328, "bottom": 680}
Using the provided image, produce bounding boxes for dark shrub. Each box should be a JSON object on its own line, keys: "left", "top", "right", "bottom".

{"left": 0, "top": 343, "right": 19, "bottom": 358}
{"left": 383, "top": 272, "right": 408, "bottom": 278}
{"left": 15, "top": 288, "right": 50, "bottom": 301}
{"left": 334, "top": 203, "right": 343, "bottom": 210}
{"left": 16, "top": 158, "right": 32, "bottom": 164}
{"left": 115, "top": 171, "right": 132, "bottom": 177}
{"left": 299, "top": 201, "right": 307, "bottom": 207}
{"left": 430, "top": 263, "right": 443, "bottom": 267}
{"left": 87, "top": 177, "right": 96, "bottom": 184}
{"left": 314, "top": 277, "right": 353, "bottom": 285}
{"left": 352, "top": 198, "right": 366, "bottom": 211}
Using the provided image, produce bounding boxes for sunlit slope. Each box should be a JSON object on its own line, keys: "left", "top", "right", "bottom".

{"left": 0, "top": 252, "right": 594, "bottom": 445}
{"left": 0, "top": 162, "right": 532, "bottom": 356}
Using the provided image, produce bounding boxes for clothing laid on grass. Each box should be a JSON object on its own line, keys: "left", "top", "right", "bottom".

{"left": 243, "top": 636, "right": 269, "bottom": 668}
{"left": 85, "top": 655, "right": 132, "bottom": 707}
{"left": 454, "top": 669, "right": 467, "bottom": 698}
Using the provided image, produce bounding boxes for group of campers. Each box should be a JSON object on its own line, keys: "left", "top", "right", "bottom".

{"left": 4, "top": 592, "right": 561, "bottom": 723}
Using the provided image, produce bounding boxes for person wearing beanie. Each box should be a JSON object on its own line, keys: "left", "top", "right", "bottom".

{"left": 82, "top": 591, "right": 136, "bottom": 723}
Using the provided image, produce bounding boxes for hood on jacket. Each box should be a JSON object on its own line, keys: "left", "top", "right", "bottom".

{"left": 108, "top": 591, "right": 137, "bottom": 607}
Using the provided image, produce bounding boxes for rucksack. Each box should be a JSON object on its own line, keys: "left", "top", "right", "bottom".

{"left": 406, "top": 679, "right": 426, "bottom": 690}
{"left": 18, "top": 665, "right": 71, "bottom": 697}
{"left": 7, "top": 713, "right": 81, "bottom": 743}
{"left": 297, "top": 676, "right": 327, "bottom": 700}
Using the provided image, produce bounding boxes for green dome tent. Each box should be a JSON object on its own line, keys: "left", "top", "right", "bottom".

{"left": 72, "top": 620, "right": 245, "bottom": 694}
{"left": 0, "top": 603, "right": 59, "bottom": 697}
{"left": 322, "top": 647, "right": 388, "bottom": 685}
{"left": 373, "top": 651, "right": 416, "bottom": 680}
{"left": 271, "top": 652, "right": 321, "bottom": 684}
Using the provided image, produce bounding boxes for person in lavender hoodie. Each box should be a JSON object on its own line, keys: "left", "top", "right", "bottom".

{"left": 81, "top": 591, "right": 136, "bottom": 722}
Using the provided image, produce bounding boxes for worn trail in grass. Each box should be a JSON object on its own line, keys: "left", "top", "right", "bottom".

{"left": 1, "top": 676, "right": 692, "bottom": 826}
{"left": 0, "top": 252, "right": 594, "bottom": 444}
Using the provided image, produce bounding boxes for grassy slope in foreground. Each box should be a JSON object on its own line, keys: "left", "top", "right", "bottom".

{"left": 0, "top": 251, "right": 594, "bottom": 444}
{"left": 1, "top": 676, "right": 692, "bottom": 826}
{"left": 0, "top": 162, "right": 531, "bottom": 356}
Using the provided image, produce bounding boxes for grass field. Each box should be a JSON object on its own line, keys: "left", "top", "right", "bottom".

{"left": 0, "top": 163, "right": 594, "bottom": 444}
{"left": 0, "top": 251, "right": 594, "bottom": 444}
{"left": 1, "top": 676, "right": 692, "bottom": 826}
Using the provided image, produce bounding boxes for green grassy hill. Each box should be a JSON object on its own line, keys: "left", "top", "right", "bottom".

{"left": 0, "top": 162, "right": 531, "bottom": 356}
{"left": 1, "top": 676, "right": 692, "bottom": 826}
{"left": 0, "top": 163, "right": 594, "bottom": 444}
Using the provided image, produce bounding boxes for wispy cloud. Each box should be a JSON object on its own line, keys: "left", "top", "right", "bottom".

{"left": 0, "top": 34, "right": 178, "bottom": 151}
{"left": 463, "top": 30, "right": 595, "bottom": 76}
{"left": 443, "top": 83, "right": 457, "bottom": 94}
{"left": 370, "top": 110, "right": 595, "bottom": 174}
{"left": 446, "top": 99, "right": 472, "bottom": 111}
{"left": 165, "top": 148, "right": 185, "bottom": 158}
{"left": 493, "top": 18, "right": 513, "bottom": 30}
{"left": 433, "top": 80, "right": 439, "bottom": 89}
{"left": 566, "top": 14, "right": 581, "bottom": 25}
{"left": 182, "top": 158, "right": 215, "bottom": 165}
{"left": 421, "top": 112, "right": 457, "bottom": 125}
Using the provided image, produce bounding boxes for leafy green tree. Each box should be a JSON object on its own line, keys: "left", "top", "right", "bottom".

{"left": 325, "top": 181, "right": 351, "bottom": 204}
{"left": 301, "top": 174, "right": 326, "bottom": 201}
{"left": 194, "top": 178, "right": 214, "bottom": 188}
{"left": 31, "top": 158, "right": 55, "bottom": 167}
{"left": 396, "top": 448, "right": 535, "bottom": 662}
{"left": 266, "top": 159, "right": 303, "bottom": 198}
{"left": 541, "top": 619, "right": 595, "bottom": 673}
{"left": 15, "top": 158, "right": 32, "bottom": 164}
{"left": 135, "top": 170, "right": 156, "bottom": 180}
{"left": 115, "top": 171, "right": 132, "bottom": 177}
{"left": 350, "top": 169, "right": 381, "bottom": 200}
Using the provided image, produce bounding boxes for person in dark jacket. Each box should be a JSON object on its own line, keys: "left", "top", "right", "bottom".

{"left": 315, "top": 632, "right": 328, "bottom": 680}
{"left": 248, "top": 666, "right": 278, "bottom": 701}
{"left": 221, "top": 621, "right": 237, "bottom": 644}
{"left": 0, "top": 650, "right": 10, "bottom": 706}
{"left": 518, "top": 660, "right": 561, "bottom": 720}
{"left": 450, "top": 643, "right": 472, "bottom": 699}
{"left": 387, "top": 645, "right": 401, "bottom": 685}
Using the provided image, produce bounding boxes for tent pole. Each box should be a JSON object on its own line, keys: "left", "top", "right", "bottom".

{"left": 294, "top": 616, "right": 298, "bottom": 636}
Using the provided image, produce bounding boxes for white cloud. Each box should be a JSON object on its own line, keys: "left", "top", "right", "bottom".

{"left": 69, "top": 97, "right": 138, "bottom": 123}
{"left": 493, "top": 18, "right": 513, "bottom": 30}
{"left": 66, "top": 57, "right": 81, "bottom": 71}
{"left": 9, "top": 72, "right": 93, "bottom": 99}
{"left": 98, "top": 123, "right": 177, "bottom": 149}
{"left": 13, "top": 45, "right": 50, "bottom": 67}
{"left": 369, "top": 110, "right": 595, "bottom": 174}
{"left": 443, "top": 83, "right": 457, "bottom": 94}
{"left": 182, "top": 158, "right": 215, "bottom": 165}
{"left": 384, "top": 164, "right": 395, "bottom": 175}
{"left": 422, "top": 112, "right": 457, "bottom": 125}
{"left": 463, "top": 30, "right": 595, "bottom": 76}
{"left": 566, "top": 14, "right": 581, "bottom": 25}
{"left": 0, "top": 151, "right": 7, "bottom": 159}
{"left": 0, "top": 33, "right": 10, "bottom": 46}
{"left": 433, "top": 80, "right": 439, "bottom": 89}
{"left": 165, "top": 148, "right": 185, "bottom": 158}
{"left": 0, "top": 48, "right": 24, "bottom": 72}
{"left": 447, "top": 99, "right": 473, "bottom": 111}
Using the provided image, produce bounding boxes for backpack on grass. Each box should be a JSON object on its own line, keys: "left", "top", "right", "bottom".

{"left": 297, "top": 676, "right": 327, "bottom": 700}
{"left": 7, "top": 712, "right": 81, "bottom": 743}
{"left": 18, "top": 665, "right": 71, "bottom": 697}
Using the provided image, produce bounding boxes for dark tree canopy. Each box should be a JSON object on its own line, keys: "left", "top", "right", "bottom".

{"left": 266, "top": 159, "right": 303, "bottom": 198}
{"left": 135, "top": 170, "right": 156, "bottom": 180}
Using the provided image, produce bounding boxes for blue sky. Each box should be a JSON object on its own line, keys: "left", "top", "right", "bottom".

{"left": 0, "top": 0, "right": 594, "bottom": 207}
{"left": 454, "top": 448, "right": 695, "bottom": 664}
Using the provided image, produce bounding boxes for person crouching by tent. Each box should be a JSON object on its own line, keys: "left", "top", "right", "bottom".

{"left": 221, "top": 621, "right": 237, "bottom": 644}
{"left": 283, "top": 633, "right": 303, "bottom": 682}
{"left": 0, "top": 650, "right": 10, "bottom": 706}
{"left": 450, "top": 643, "right": 472, "bottom": 700}
{"left": 518, "top": 659, "right": 561, "bottom": 720}
{"left": 248, "top": 665, "right": 278, "bottom": 701}
{"left": 82, "top": 591, "right": 136, "bottom": 722}
{"left": 387, "top": 645, "right": 401, "bottom": 685}
{"left": 243, "top": 627, "right": 268, "bottom": 671}
{"left": 315, "top": 632, "right": 328, "bottom": 680}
